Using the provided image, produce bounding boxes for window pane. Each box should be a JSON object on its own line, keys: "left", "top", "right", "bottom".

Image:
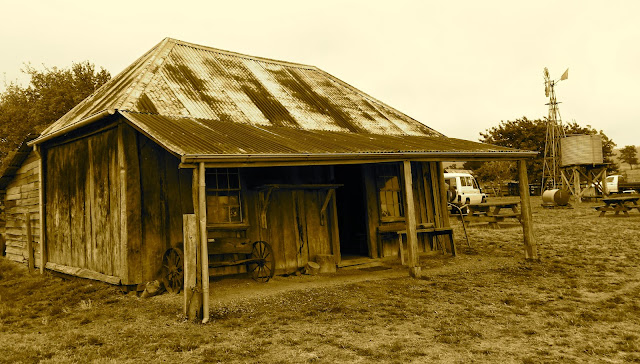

{"left": 380, "top": 204, "right": 390, "bottom": 217}
{"left": 206, "top": 168, "right": 243, "bottom": 224}
{"left": 228, "top": 173, "right": 239, "bottom": 189}
{"left": 229, "top": 206, "right": 241, "bottom": 222}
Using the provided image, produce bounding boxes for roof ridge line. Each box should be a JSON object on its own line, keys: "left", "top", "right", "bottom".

{"left": 38, "top": 38, "right": 174, "bottom": 137}
{"left": 116, "top": 38, "right": 177, "bottom": 110}
{"left": 165, "top": 37, "right": 319, "bottom": 70}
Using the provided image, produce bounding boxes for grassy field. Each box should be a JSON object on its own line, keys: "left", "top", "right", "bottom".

{"left": 1, "top": 196, "right": 640, "bottom": 363}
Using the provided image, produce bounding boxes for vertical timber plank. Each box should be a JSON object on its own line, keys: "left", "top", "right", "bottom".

{"left": 402, "top": 161, "right": 420, "bottom": 278}
{"left": 271, "top": 191, "right": 289, "bottom": 273}
{"left": 518, "top": 160, "right": 538, "bottom": 260}
{"left": 123, "top": 126, "right": 142, "bottom": 284}
{"left": 429, "top": 162, "right": 444, "bottom": 252}
{"left": 108, "top": 129, "right": 120, "bottom": 276}
{"left": 436, "top": 162, "right": 454, "bottom": 256}
{"left": 36, "top": 147, "right": 46, "bottom": 273}
{"left": 117, "top": 125, "right": 129, "bottom": 283}
{"left": 362, "top": 165, "right": 380, "bottom": 258}
{"left": 26, "top": 212, "right": 33, "bottom": 272}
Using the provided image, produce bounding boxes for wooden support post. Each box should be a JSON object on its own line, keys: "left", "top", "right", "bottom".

{"left": 601, "top": 168, "right": 609, "bottom": 195}
{"left": 329, "top": 189, "right": 341, "bottom": 264}
{"left": 191, "top": 167, "right": 202, "bottom": 320}
{"left": 437, "top": 162, "right": 455, "bottom": 256}
{"left": 573, "top": 168, "right": 581, "bottom": 203}
{"left": 25, "top": 212, "right": 34, "bottom": 273}
{"left": 320, "top": 189, "right": 335, "bottom": 225}
{"left": 362, "top": 165, "right": 380, "bottom": 259}
{"left": 518, "top": 160, "right": 538, "bottom": 260}
{"left": 198, "top": 162, "right": 210, "bottom": 323}
{"left": 402, "top": 161, "right": 420, "bottom": 278}
{"left": 35, "top": 146, "right": 46, "bottom": 274}
{"left": 183, "top": 214, "right": 199, "bottom": 320}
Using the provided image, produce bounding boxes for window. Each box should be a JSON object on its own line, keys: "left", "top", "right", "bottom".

{"left": 376, "top": 164, "right": 404, "bottom": 220}
{"left": 206, "top": 168, "right": 243, "bottom": 224}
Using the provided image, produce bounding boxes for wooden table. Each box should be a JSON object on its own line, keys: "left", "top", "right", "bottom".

{"left": 465, "top": 200, "right": 522, "bottom": 228}
{"left": 595, "top": 195, "right": 640, "bottom": 217}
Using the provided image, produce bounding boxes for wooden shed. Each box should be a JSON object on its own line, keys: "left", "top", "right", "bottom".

{"left": 0, "top": 38, "right": 537, "bottom": 288}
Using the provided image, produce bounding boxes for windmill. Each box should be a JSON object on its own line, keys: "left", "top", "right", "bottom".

{"left": 541, "top": 67, "right": 568, "bottom": 191}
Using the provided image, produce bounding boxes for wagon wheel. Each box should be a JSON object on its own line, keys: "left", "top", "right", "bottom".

{"left": 162, "top": 247, "right": 184, "bottom": 294}
{"left": 248, "top": 241, "right": 275, "bottom": 283}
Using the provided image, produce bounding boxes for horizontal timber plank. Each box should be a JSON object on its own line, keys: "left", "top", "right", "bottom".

{"left": 6, "top": 252, "right": 25, "bottom": 262}
{"left": 45, "top": 262, "right": 122, "bottom": 285}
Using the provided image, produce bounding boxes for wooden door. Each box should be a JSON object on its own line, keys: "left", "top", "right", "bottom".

{"left": 266, "top": 189, "right": 333, "bottom": 274}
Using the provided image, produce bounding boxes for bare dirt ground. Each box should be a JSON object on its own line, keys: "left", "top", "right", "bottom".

{"left": 1, "top": 196, "right": 640, "bottom": 363}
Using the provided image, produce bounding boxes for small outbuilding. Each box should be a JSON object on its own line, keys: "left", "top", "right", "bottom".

{"left": 0, "top": 38, "right": 537, "bottom": 292}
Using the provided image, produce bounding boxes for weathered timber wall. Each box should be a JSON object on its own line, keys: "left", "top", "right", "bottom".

{"left": 137, "top": 134, "right": 191, "bottom": 282}
{"left": 0, "top": 190, "right": 5, "bottom": 255}
{"left": 366, "top": 162, "right": 442, "bottom": 258}
{"left": 3, "top": 151, "right": 41, "bottom": 264}
{"left": 201, "top": 166, "right": 337, "bottom": 276}
{"left": 46, "top": 128, "right": 120, "bottom": 276}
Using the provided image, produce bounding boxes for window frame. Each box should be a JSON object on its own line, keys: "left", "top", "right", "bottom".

{"left": 205, "top": 168, "right": 248, "bottom": 227}
{"left": 375, "top": 163, "right": 405, "bottom": 222}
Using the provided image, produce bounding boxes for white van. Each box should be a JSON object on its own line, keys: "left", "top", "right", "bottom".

{"left": 444, "top": 173, "right": 486, "bottom": 207}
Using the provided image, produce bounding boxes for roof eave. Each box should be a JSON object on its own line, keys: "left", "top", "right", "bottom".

{"left": 29, "top": 109, "right": 117, "bottom": 146}
{"left": 180, "top": 150, "right": 538, "bottom": 166}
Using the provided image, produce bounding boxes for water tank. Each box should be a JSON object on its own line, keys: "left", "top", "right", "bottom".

{"left": 542, "top": 189, "right": 570, "bottom": 206}
{"left": 560, "top": 135, "right": 603, "bottom": 166}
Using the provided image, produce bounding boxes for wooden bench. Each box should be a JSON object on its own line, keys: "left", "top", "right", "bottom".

{"left": 465, "top": 200, "right": 522, "bottom": 228}
{"left": 595, "top": 195, "right": 640, "bottom": 217}
{"left": 378, "top": 222, "right": 455, "bottom": 265}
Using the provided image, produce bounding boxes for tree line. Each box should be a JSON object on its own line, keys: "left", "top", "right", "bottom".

{"left": 0, "top": 62, "right": 110, "bottom": 167}
{"left": 463, "top": 117, "right": 622, "bottom": 187}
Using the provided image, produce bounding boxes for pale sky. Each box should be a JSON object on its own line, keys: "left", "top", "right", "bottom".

{"left": 1, "top": 0, "right": 638, "bottom": 147}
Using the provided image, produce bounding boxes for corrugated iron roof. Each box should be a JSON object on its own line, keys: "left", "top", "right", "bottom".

{"left": 120, "top": 111, "right": 535, "bottom": 161}
{"left": 36, "top": 38, "right": 441, "bottom": 142}
{"left": 31, "top": 38, "right": 537, "bottom": 161}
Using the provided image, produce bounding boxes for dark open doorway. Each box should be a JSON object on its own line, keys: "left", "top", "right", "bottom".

{"left": 334, "top": 165, "right": 369, "bottom": 258}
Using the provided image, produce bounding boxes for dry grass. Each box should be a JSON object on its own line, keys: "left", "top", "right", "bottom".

{"left": 1, "top": 196, "right": 640, "bottom": 363}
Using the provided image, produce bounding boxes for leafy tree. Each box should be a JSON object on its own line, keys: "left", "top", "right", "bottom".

{"left": 619, "top": 145, "right": 639, "bottom": 169}
{"left": 0, "top": 61, "right": 110, "bottom": 167}
{"left": 464, "top": 117, "right": 617, "bottom": 184}
{"left": 474, "top": 161, "right": 516, "bottom": 196}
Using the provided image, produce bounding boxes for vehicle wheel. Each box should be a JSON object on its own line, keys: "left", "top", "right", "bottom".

{"left": 248, "top": 241, "right": 275, "bottom": 283}
{"left": 162, "top": 247, "right": 184, "bottom": 294}
{"left": 446, "top": 187, "right": 456, "bottom": 203}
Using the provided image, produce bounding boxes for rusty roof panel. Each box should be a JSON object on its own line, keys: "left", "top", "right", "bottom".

{"left": 37, "top": 38, "right": 447, "bottom": 143}
{"left": 121, "top": 111, "right": 529, "bottom": 159}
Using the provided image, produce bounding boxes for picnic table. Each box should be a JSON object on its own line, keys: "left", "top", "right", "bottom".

{"left": 464, "top": 199, "right": 522, "bottom": 228}
{"left": 595, "top": 195, "right": 640, "bottom": 217}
